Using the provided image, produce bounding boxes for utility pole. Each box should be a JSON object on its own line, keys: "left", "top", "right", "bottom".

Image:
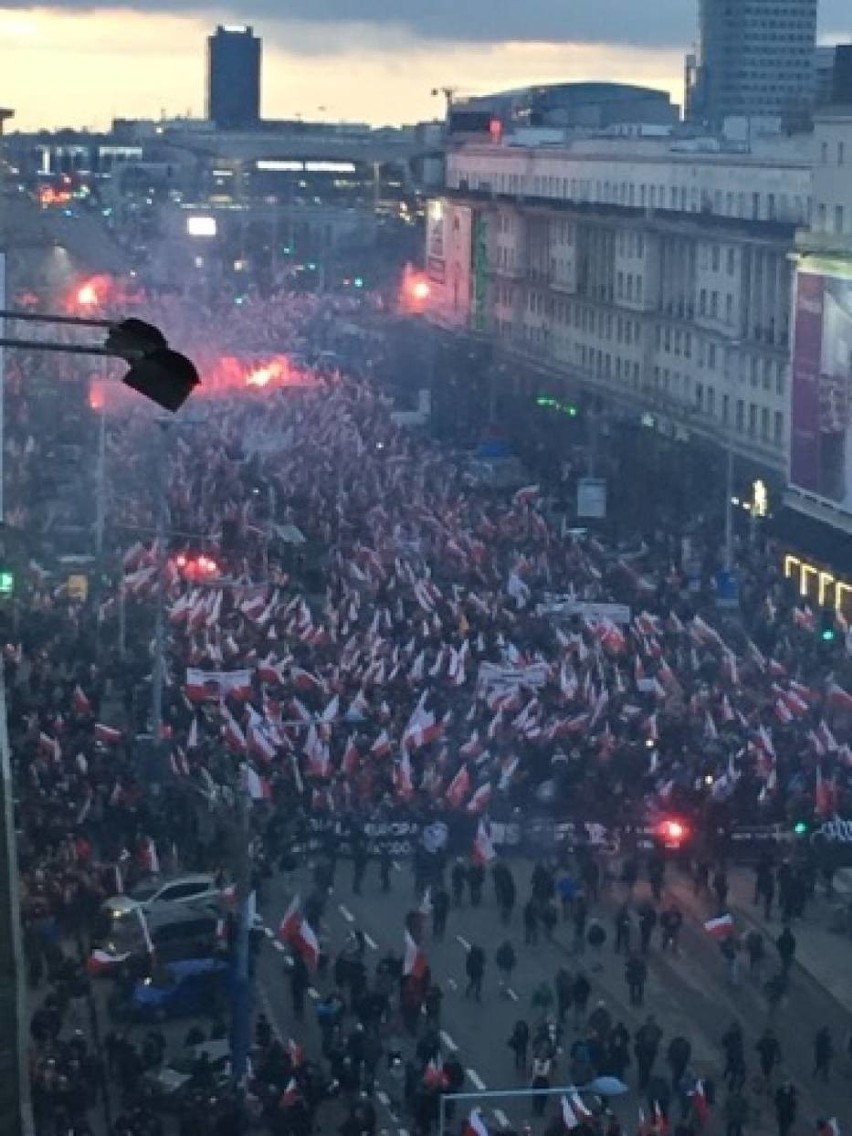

{"left": 230, "top": 770, "right": 253, "bottom": 1093}
{"left": 94, "top": 392, "right": 107, "bottom": 558}
{"left": 150, "top": 420, "right": 171, "bottom": 743}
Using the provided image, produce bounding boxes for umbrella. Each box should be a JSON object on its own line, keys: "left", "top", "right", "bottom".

{"left": 584, "top": 1076, "right": 629, "bottom": 1096}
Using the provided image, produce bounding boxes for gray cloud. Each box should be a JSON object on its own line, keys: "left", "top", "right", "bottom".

{"left": 1, "top": 0, "right": 850, "bottom": 51}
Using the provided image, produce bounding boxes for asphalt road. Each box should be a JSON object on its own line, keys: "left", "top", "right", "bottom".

{"left": 253, "top": 854, "right": 852, "bottom": 1136}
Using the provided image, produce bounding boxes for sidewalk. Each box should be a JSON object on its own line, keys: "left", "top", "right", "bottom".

{"left": 667, "top": 860, "right": 852, "bottom": 1015}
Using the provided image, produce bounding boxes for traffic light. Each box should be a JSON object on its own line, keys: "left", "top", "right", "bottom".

{"left": 793, "top": 820, "right": 809, "bottom": 836}
{"left": 0, "top": 571, "right": 14, "bottom": 596}
{"left": 535, "top": 395, "right": 579, "bottom": 417}
{"left": 819, "top": 610, "right": 836, "bottom": 643}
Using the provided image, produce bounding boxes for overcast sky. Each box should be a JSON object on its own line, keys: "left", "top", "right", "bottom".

{"left": 2, "top": 1, "right": 851, "bottom": 130}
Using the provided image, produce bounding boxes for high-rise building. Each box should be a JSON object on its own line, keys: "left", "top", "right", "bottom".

{"left": 207, "top": 25, "right": 261, "bottom": 130}
{"left": 687, "top": 0, "right": 817, "bottom": 129}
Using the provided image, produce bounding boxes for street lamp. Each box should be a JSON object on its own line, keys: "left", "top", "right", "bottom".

{"left": 0, "top": 309, "right": 200, "bottom": 412}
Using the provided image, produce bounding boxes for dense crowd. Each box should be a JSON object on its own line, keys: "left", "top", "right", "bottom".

{"left": 4, "top": 282, "right": 851, "bottom": 1136}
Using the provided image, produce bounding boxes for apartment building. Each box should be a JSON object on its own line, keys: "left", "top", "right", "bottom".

{"left": 426, "top": 134, "right": 815, "bottom": 470}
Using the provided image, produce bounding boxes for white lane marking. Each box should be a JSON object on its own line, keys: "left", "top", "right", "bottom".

{"left": 440, "top": 1030, "right": 458, "bottom": 1051}
{"left": 339, "top": 903, "right": 356, "bottom": 923}
{"left": 257, "top": 985, "right": 284, "bottom": 1042}
{"left": 393, "top": 861, "right": 402, "bottom": 872}
{"left": 273, "top": 940, "right": 286, "bottom": 952}
{"left": 493, "top": 1110, "right": 511, "bottom": 1129}
{"left": 447, "top": 978, "right": 458, "bottom": 991}
{"left": 308, "top": 987, "right": 320, "bottom": 1000}
{"left": 456, "top": 934, "right": 471, "bottom": 951}
{"left": 376, "top": 1091, "right": 390, "bottom": 1107}
{"left": 466, "top": 1068, "right": 486, "bottom": 1091}
{"left": 364, "top": 932, "right": 379, "bottom": 950}
{"left": 506, "top": 987, "right": 519, "bottom": 1002}
{"left": 263, "top": 925, "right": 275, "bottom": 939}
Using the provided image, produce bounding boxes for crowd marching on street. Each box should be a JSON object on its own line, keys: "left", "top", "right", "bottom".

{"left": 5, "top": 282, "right": 852, "bottom": 1136}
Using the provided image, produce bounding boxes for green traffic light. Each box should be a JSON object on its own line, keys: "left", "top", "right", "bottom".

{"left": 793, "top": 821, "right": 808, "bottom": 835}
{"left": 821, "top": 629, "right": 836, "bottom": 642}
{"left": 0, "top": 571, "right": 14, "bottom": 596}
{"left": 566, "top": 405, "right": 579, "bottom": 417}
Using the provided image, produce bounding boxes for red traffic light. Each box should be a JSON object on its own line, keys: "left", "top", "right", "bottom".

{"left": 658, "top": 818, "right": 689, "bottom": 848}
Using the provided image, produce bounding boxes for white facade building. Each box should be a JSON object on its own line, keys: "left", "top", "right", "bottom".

{"left": 428, "top": 134, "right": 818, "bottom": 471}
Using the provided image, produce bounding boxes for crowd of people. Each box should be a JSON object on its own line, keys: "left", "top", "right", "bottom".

{"left": 4, "top": 278, "right": 851, "bottom": 1136}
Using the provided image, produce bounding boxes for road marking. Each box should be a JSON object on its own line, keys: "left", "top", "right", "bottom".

{"left": 440, "top": 1030, "right": 458, "bottom": 1052}
{"left": 393, "top": 861, "right": 402, "bottom": 872}
{"left": 308, "top": 987, "right": 319, "bottom": 1000}
{"left": 447, "top": 978, "right": 458, "bottom": 991}
{"left": 376, "top": 1091, "right": 391, "bottom": 1107}
{"left": 399, "top": 1130, "right": 409, "bottom": 1136}
{"left": 339, "top": 903, "right": 356, "bottom": 923}
{"left": 263, "top": 925, "right": 275, "bottom": 940}
{"left": 493, "top": 1110, "right": 511, "bottom": 1129}
{"left": 456, "top": 934, "right": 471, "bottom": 951}
{"left": 506, "top": 987, "right": 519, "bottom": 1002}
{"left": 364, "top": 932, "right": 379, "bottom": 950}
{"left": 273, "top": 940, "right": 286, "bottom": 953}
{"left": 466, "top": 1069, "right": 486, "bottom": 1091}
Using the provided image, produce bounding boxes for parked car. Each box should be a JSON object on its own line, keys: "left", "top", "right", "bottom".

{"left": 101, "top": 873, "right": 221, "bottom": 921}
{"left": 88, "top": 902, "right": 224, "bottom": 977}
{"left": 111, "top": 957, "right": 229, "bottom": 1022}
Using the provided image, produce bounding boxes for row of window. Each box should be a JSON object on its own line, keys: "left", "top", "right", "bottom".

{"left": 455, "top": 167, "right": 810, "bottom": 226}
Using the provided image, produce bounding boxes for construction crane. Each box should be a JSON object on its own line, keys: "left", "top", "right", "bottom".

{"left": 430, "top": 86, "right": 461, "bottom": 115}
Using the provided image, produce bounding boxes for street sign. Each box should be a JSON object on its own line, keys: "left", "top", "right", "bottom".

{"left": 577, "top": 477, "right": 607, "bottom": 520}
{"left": 67, "top": 574, "right": 88, "bottom": 601}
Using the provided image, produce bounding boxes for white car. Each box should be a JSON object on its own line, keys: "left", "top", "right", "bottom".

{"left": 102, "top": 873, "right": 221, "bottom": 921}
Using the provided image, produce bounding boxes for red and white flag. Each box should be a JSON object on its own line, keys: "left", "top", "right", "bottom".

{"left": 466, "top": 784, "right": 493, "bottom": 816}
{"left": 73, "top": 685, "right": 93, "bottom": 715}
{"left": 222, "top": 707, "right": 247, "bottom": 754}
{"left": 828, "top": 681, "right": 852, "bottom": 711}
{"left": 139, "top": 837, "right": 160, "bottom": 875}
{"left": 278, "top": 895, "right": 319, "bottom": 968}
{"left": 703, "top": 912, "right": 734, "bottom": 939}
{"left": 95, "top": 722, "right": 122, "bottom": 745}
{"left": 445, "top": 765, "right": 471, "bottom": 808}
{"left": 816, "top": 766, "right": 838, "bottom": 818}
{"left": 244, "top": 764, "right": 272, "bottom": 801}
{"left": 403, "top": 929, "right": 428, "bottom": 980}
{"left": 185, "top": 668, "right": 253, "bottom": 703}
{"left": 472, "top": 819, "right": 496, "bottom": 865}
{"left": 370, "top": 729, "right": 392, "bottom": 758}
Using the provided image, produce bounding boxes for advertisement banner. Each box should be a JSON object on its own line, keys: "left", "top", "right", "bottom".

{"left": 444, "top": 204, "right": 473, "bottom": 326}
{"left": 477, "top": 660, "right": 550, "bottom": 696}
{"left": 426, "top": 199, "right": 447, "bottom": 283}
{"left": 536, "top": 599, "right": 632, "bottom": 625}
{"left": 790, "top": 267, "right": 852, "bottom": 509}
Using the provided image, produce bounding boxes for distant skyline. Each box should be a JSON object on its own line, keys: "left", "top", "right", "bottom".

{"left": 1, "top": 2, "right": 851, "bottom": 132}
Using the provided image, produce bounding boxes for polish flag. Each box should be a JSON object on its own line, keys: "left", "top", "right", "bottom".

{"left": 394, "top": 750, "right": 414, "bottom": 799}
{"left": 793, "top": 606, "right": 815, "bottom": 631}
{"left": 828, "top": 681, "right": 852, "bottom": 711}
{"left": 39, "top": 732, "right": 61, "bottom": 762}
{"left": 703, "top": 912, "right": 734, "bottom": 939}
{"left": 561, "top": 1097, "right": 580, "bottom": 1130}
{"left": 568, "top": 1092, "right": 593, "bottom": 1123}
{"left": 471, "top": 819, "right": 496, "bottom": 865}
{"left": 248, "top": 719, "right": 277, "bottom": 764}
{"left": 73, "top": 685, "right": 93, "bottom": 715}
{"left": 720, "top": 695, "right": 735, "bottom": 723}
{"left": 782, "top": 688, "right": 809, "bottom": 716}
{"left": 291, "top": 666, "right": 324, "bottom": 692}
{"left": 774, "top": 699, "right": 794, "bottom": 724}
{"left": 258, "top": 654, "right": 283, "bottom": 685}
{"left": 187, "top": 716, "right": 199, "bottom": 750}
{"left": 321, "top": 694, "right": 340, "bottom": 724}
{"left": 370, "top": 730, "right": 392, "bottom": 758}
{"left": 513, "top": 484, "right": 540, "bottom": 505}
{"left": 245, "top": 764, "right": 273, "bottom": 801}
{"left": 342, "top": 737, "right": 359, "bottom": 775}
{"left": 86, "top": 947, "right": 131, "bottom": 976}
{"left": 222, "top": 707, "right": 247, "bottom": 754}
{"left": 281, "top": 1078, "right": 300, "bottom": 1107}
{"left": 139, "top": 837, "right": 160, "bottom": 875}
{"left": 818, "top": 720, "right": 839, "bottom": 752}
{"left": 287, "top": 1038, "right": 304, "bottom": 1068}
{"left": 466, "top": 784, "right": 493, "bottom": 816}
{"left": 95, "top": 722, "right": 122, "bottom": 745}
{"left": 278, "top": 896, "right": 319, "bottom": 968}
{"left": 688, "top": 1080, "right": 710, "bottom": 1129}
{"left": 445, "top": 765, "right": 471, "bottom": 808}
{"left": 403, "top": 929, "right": 428, "bottom": 980}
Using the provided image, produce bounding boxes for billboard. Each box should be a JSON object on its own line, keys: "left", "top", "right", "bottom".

{"left": 425, "top": 199, "right": 446, "bottom": 283}
{"left": 444, "top": 203, "right": 472, "bottom": 326}
{"left": 790, "top": 266, "right": 852, "bottom": 509}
